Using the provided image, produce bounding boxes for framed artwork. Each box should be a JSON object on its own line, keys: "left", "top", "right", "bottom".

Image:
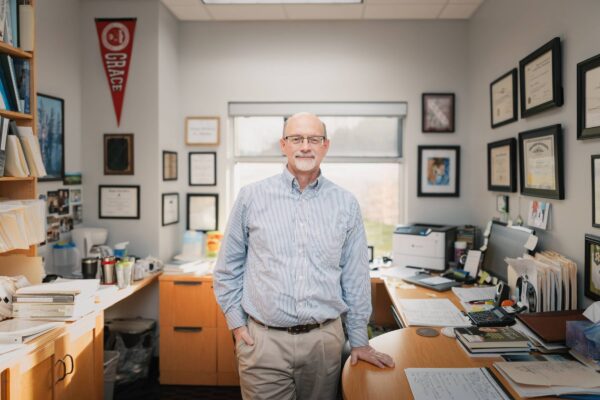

{"left": 496, "top": 195, "right": 509, "bottom": 213}
{"left": 592, "top": 155, "right": 600, "bottom": 228}
{"left": 487, "top": 138, "right": 517, "bottom": 192}
{"left": 186, "top": 116, "right": 220, "bottom": 145}
{"left": 417, "top": 145, "right": 460, "bottom": 197}
{"left": 527, "top": 200, "right": 550, "bottom": 230}
{"left": 490, "top": 69, "right": 518, "bottom": 129}
{"left": 99, "top": 185, "right": 140, "bottom": 219}
{"left": 187, "top": 193, "right": 218, "bottom": 232}
{"left": 162, "top": 193, "right": 179, "bottom": 226}
{"left": 63, "top": 173, "right": 82, "bottom": 185}
{"left": 104, "top": 134, "right": 134, "bottom": 175}
{"left": 37, "top": 93, "right": 65, "bottom": 181}
{"left": 519, "top": 37, "right": 563, "bottom": 118}
{"left": 585, "top": 234, "right": 600, "bottom": 301}
{"left": 163, "top": 151, "right": 178, "bottom": 181}
{"left": 577, "top": 53, "right": 600, "bottom": 140}
{"left": 422, "top": 93, "right": 455, "bottom": 133}
{"left": 518, "top": 124, "right": 564, "bottom": 199}
{"left": 189, "top": 152, "right": 217, "bottom": 186}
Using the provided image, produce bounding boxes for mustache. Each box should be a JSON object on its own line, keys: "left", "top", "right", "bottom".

{"left": 294, "top": 150, "right": 316, "bottom": 158}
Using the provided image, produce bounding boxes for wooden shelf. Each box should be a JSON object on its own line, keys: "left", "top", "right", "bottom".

{"left": 0, "top": 177, "right": 35, "bottom": 182}
{"left": 96, "top": 272, "right": 162, "bottom": 311}
{"left": 0, "top": 109, "right": 33, "bottom": 121}
{"left": 0, "top": 42, "right": 32, "bottom": 59}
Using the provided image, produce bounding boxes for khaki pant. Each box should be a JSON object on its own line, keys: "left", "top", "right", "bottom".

{"left": 236, "top": 317, "right": 345, "bottom": 400}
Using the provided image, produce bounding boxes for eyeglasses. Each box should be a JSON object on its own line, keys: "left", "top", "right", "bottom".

{"left": 284, "top": 135, "right": 327, "bottom": 145}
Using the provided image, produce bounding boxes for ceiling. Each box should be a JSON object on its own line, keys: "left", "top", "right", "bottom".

{"left": 161, "top": 0, "right": 483, "bottom": 21}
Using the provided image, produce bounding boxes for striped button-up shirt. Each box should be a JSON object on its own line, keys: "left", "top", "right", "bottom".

{"left": 214, "top": 167, "right": 371, "bottom": 347}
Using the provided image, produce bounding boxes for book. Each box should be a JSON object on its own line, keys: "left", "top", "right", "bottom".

{"left": 13, "top": 294, "right": 76, "bottom": 303}
{"left": 0, "top": 319, "right": 62, "bottom": 344}
{"left": 456, "top": 338, "right": 530, "bottom": 358}
{"left": 516, "top": 310, "right": 587, "bottom": 343}
{"left": 11, "top": 123, "right": 45, "bottom": 177}
{"left": 16, "top": 279, "right": 100, "bottom": 298}
{"left": 13, "top": 58, "right": 28, "bottom": 113}
{"left": 0, "top": 117, "right": 7, "bottom": 176}
{"left": 4, "top": 133, "right": 29, "bottom": 176}
{"left": 12, "top": 296, "right": 96, "bottom": 318}
{"left": 0, "top": 54, "right": 21, "bottom": 112}
{"left": 455, "top": 326, "right": 530, "bottom": 349}
{"left": 17, "top": 3, "right": 32, "bottom": 51}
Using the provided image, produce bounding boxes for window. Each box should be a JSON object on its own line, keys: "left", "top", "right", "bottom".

{"left": 229, "top": 102, "right": 406, "bottom": 257}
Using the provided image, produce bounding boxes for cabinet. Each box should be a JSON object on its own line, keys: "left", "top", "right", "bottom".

{"left": 159, "top": 275, "right": 239, "bottom": 386}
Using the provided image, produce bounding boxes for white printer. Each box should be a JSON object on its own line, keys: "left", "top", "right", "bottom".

{"left": 392, "top": 223, "right": 456, "bottom": 271}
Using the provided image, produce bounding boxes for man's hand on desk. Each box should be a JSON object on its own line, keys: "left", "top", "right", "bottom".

{"left": 350, "top": 345, "right": 395, "bottom": 369}
{"left": 233, "top": 325, "right": 255, "bottom": 346}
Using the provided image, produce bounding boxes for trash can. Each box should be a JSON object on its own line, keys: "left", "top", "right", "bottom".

{"left": 105, "top": 318, "right": 156, "bottom": 385}
{"left": 104, "top": 350, "right": 119, "bottom": 400}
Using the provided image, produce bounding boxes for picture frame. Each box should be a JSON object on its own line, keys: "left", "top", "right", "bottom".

{"left": 592, "top": 155, "right": 600, "bottom": 228}
{"left": 585, "top": 234, "right": 600, "bottom": 301}
{"left": 496, "top": 195, "right": 509, "bottom": 213}
{"left": 162, "top": 151, "right": 178, "bottom": 181}
{"left": 518, "top": 124, "right": 564, "bottom": 200}
{"left": 37, "top": 93, "right": 65, "bottom": 182}
{"left": 422, "top": 93, "right": 455, "bottom": 133}
{"left": 417, "top": 145, "right": 460, "bottom": 197}
{"left": 186, "top": 116, "right": 220, "bottom": 145}
{"left": 104, "top": 134, "right": 134, "bottom": 175}
{"left": 490, "top": 69, "right": 518, "bottom": 129}
{"left": 577, "top": 53, "right": 600, "bottom": 140}
{"left": 162, "top": 193, "right": 179, "bottom": 226}
{"left": 519, "top": 37, "right": 563, "bottom": 118}
{"left": 70, "top": 188, "right": 81, "bottom": 204}
{"left": 487, "top": 138, "right": 517, "bottom": 192}
{"left": 527, "top": 200, "right": 550, "bottom": 230}
{"left": 187, "top": 193, "right": 218, "bottom": 232}
{"left": 189, "top": 152, "right": 217, "bottom": 186}
{"left": 99, "top": 185, "right": 140, "bottom": 219}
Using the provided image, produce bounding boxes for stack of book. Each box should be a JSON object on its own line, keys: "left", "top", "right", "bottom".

{"left": 0, "top": 199, "right": 45, "bottom": 252}
{"left": 12, "top": 279, "right": 99, "bottom": 320}
{"left": 455, "top": 326, "right": 531, "bottom": 357}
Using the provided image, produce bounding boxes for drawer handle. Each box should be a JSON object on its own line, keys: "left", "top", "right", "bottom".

{"left": 64, "top": 354, "right": 74, "bottom": 375}
{"left": 174, "top": 327, "right": 203, "bottom": 333}
{"left": 55, "top": 359, "right": 66, "bottom": 383}
{"left": 174, "top": 281, "right": 202, "bottom": 286}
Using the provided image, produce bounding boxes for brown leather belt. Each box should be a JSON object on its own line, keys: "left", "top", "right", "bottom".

{"left": 250, "top": 316, "right": 335, "bottom": 335}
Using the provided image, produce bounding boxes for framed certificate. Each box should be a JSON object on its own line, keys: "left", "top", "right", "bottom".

{"left": 490, "top": 69, "right": 518, "bottom": 129}
{"left": 519, "top": 37, "right": 563, "bottom": 118}
{"left": 422, "top": 93, "right": 455, "bottom": 133}
{"left": 187, "top": 193, "right": 218, "bottom": 232}
{"left": 592, "top": 155, "right": 600, "bottom": 228}
{"left": 487, "top": 138, "right": 517, "bottom": 192}
{"left": 99, "top": 185, "right": 140, "bottom": 219}
{"left": 417, "top": 145, "right": 460, "bottom": 197}
{"left": 162, "top": 193, "right": 179, "bottom": 226}
{"left": 163, "top": 151, "right": 178, "bottom": 181}
{"left": 577, "top": 53, "right": 600, "bottom": 140}
{"left": 186, "top": 116, "right": 220, "bottom": 145}
{"left": 189, "top": 152, "right": 217, "bottom": 186}
{"left": 518, "top": 124, "right": 564, "bottom": 200}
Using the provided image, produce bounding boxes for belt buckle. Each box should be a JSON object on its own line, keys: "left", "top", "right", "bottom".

{"left": 288, "top": 325, "right": 311, "bottom": 335}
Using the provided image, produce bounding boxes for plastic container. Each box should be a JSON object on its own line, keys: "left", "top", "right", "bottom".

{"left": 454, "top": 241, "right": 467, "bottom": 265}
{"left": 52, "top": 242, "right": 81, "bottom": 278}
{"left": 115, "top": 259, "right": 133, "bottom": 289}
{"left": 104, "top": 350, "right": 120, "bottom": 400}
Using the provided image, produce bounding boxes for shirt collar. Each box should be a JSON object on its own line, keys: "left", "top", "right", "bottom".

{"left": 281, "top": 165, "right": 324, "bottom": 193}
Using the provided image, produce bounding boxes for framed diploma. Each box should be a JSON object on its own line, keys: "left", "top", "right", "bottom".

{"left": 186, "top": 116, "right": 220, "bottom": 145}
{"left": 585, "top": 234, "right": 600, "bottom": 301}
{"left": 163, "top": 151, "right": 178, "bottom": 181}
{"left": 422, "top": 93, "right": 455, "bottom": 133}
{"left": 518, "top": 124, "right": 564, "bottom": 200}
{"left": 577, "top": 53, "right": 600, "bottom": 140}
{"left": 487, "top": 138, "right": 517, "bottom": 192}
{"left": 490, "top": 69, "right": 518, "bottom": 129}
{"left": 162, "top": 193, "right": 179, "bottom": 226}
{"left": 519, "top": 37, "right": 563, "bottom": 118}
{"left": 187, "top": 193, "right": 218, "bottom": 232}
{"left": 417, "top": 145, "right": 460, "bottom": 197}
{"left": 592, "top": 155, "right": 600, "bottom": 228}
{"left": 189, "top": 152, "right": 217, "bottom": 186}
{"left": 99, "top": 185, "right": 140, "bottom": 219}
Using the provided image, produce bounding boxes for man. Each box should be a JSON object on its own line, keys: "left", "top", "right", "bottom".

{"left": 214, "top": 112, "right": 394, "bottom": 400}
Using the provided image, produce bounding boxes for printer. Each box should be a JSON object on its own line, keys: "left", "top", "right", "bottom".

{"left": 392, "top": 223, "right": 456, "bottom": 271}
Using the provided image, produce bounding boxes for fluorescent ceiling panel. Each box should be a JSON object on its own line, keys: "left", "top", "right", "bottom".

{"left": 204, "top": 0, "right": 361, "bottom": 4}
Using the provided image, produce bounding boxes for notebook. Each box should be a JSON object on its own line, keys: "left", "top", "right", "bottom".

{"left": 516, "top": 310, "right": 586, "bottom": 343}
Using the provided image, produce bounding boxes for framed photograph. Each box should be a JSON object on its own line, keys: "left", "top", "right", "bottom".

{"left": 37, "top": 93, "right": 65, "bottom": 181}
{"left": 70, "top": 189, "right": 81, "bottom": 204}
{"left": 47, "top": 191, "right": 59, "bottom": 214}
{"left": 490, "top": 69, "right": 518, "bottom": 128}
{"left": 422, "top": 93, "right": 455, "bottom": 133}
{"left": 99, "top": 185, "right": 140, "bottom": 219}
{"left": 163, "top": 151, "right": 178, "bottom": 181}
{"left": 577, "top": 53, "right": 600, "bottom": 140}
{"left": 73, "top": 204, "right": 83, "bottom": 225}
{"left": 104, "top": 134, "right": 134, "bottom": 175}
{"left": 527, "top": 200, "right": 550, "bottom": 230}
{"left": 487, "top": 138, "right": 517, "bottom": 192}
{"left": 186, "top": 116, "right": 220, "bottom": 145}
{"left": 189, "top": 152, "right": 217, "bottom": 186}
{"left": 592, "top": 155, "right": 600, "bottom": 228}
{"left": 57, "top": 189, "right": 69, "bottom": 215}
{"left": 496, "top": 195, "right": 509, "bottom": 213}
{"left": 417, "top": 145, "right": 460, "bottom": 197}
{"left": 585, "top": 234, "right": 600, "bottom": 301}
{"left": 519, "top": 37, "right": 563, "bottom": 118}
{"left": 518, "top": 124, "right": 564, "bottom": 199}
{"left": 63, "top": 172, "right": 82, "bottom": 185}
{"left": 187, "top": 193, "right": 218, "bottom": 232}
{"left": 162, "top": 193, "right": 179, "bottom": 226}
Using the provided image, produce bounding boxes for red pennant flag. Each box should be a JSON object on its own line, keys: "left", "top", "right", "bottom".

{"left": 95, "top": 18, "right": 136, "bottom": 126}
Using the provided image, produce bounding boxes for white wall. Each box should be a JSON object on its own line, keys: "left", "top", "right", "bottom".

{"left": 467, "top": 0, "right": 600, "bottom": 306}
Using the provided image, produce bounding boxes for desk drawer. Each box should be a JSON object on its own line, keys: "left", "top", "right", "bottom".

{"left": 160, "top": 280, "right": 217, "bottom": 328}
{"left": 160, "top": 326, "right": 217, "bottom": 383}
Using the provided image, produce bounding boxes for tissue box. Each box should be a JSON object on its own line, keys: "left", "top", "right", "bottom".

{"left": 567, "top": 320, "right": 600, "bottom": 360}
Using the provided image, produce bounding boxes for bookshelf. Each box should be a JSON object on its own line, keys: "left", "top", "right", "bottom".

{"left": 0, "top": 0, "right": 37, "bottom": 257}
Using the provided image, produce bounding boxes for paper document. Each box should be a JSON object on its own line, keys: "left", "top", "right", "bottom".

{"left": 378, "top": 266, "right": 416, "bottom": 280}
{"left": 397, "top": 299, "right": 471, "bottom": 327}
{"left": 452, "top": 286, "right": 497, "bottom": 303}
{"left": 420, "top": 276, "right": 453, "bottom": 285}
{"left": 406, "top": 368, "right": 511, "bottom": 400}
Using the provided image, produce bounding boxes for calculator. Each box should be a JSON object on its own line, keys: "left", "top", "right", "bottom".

{"left": 467, "top": 306, "right": 516, "bottom": 327}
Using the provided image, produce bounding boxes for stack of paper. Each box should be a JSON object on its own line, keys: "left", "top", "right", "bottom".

{"left": 0, "top": 199, "right": 45, "bottom": 252}
{"left": 0, "top": 319, "right": 62, "bottom": 344}
{"left": 164, "top": 259, "right": 214, "bottom": 275}
{"left": 2, "top": 119, "right": 46, "bottom": 178}
{"left": 396, "top": 299, "right": 471, "bottom": 327}
{"left": 15, "top": 126, "right": 45, "bottom": 177}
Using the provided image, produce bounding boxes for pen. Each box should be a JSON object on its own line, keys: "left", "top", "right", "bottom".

{"left": 468, "top": 300, "right": 494, "bottom": 304}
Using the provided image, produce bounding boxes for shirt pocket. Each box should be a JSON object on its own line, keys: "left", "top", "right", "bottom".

{"left": 315, "top": 213, "right": 347, "bottom": 268}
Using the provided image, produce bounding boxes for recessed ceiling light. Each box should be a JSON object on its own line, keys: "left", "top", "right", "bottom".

{"left": 203, "top": 0, "right": 361, "bottom": 4}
